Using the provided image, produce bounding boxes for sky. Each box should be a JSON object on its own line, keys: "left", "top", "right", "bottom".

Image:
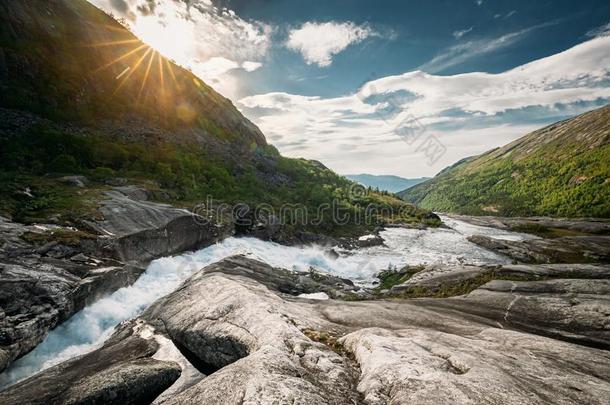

{"left": 90, "top": 0, "right": 610, "bottom": 177}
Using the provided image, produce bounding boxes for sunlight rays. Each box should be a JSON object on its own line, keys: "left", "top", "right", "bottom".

{"left": 88, "top": 20, "right": 184, "bottom": 108}
{"left": 137, "top": 49, "right": 157, "bottom": 101}
{"left": 158, "top": 51, "right": 165, "bottom": 94}
{"left": 112, "top": 46, "right": 153, "bottom": 94}
{"left": 93, "top": 43, "right": 147, "bottom": 73}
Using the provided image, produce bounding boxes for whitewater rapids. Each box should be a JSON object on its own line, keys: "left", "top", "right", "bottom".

{"left": 0, "top": 216, "right": 535, "bottom": 388}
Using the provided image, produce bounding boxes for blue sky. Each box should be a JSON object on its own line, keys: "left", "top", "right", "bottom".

{"left": 91, "top": 0, "right": 610, "bottom": 177}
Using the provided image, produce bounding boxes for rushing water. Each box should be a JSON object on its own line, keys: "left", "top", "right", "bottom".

{"left": 0, "top": 216, "right": 534, "bottom": 388}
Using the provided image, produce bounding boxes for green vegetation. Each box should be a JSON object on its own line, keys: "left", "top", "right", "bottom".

{"left": 21, "top": 228, "right": 97, "bottom": 246}
{"left": 0, "top": 122, "right": 438, "bottom": 235}
{"left": 375, "top": 265, "right": 425, "bottom": 291}
{"left": 400, "top": 106, "right": 610, "bottom": 218}
{"left": 0, "top": 0, "right": 440, "bottom": 237}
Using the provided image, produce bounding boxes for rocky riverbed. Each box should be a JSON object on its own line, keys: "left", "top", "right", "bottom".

{"left": 1, "top": 204, "right": 609, "bottom": 403}
{"left": 0, "top": 186, "right": 231, "bottom": 373}
{"left": 1, "top": 255, "right": 608, "bottom": 404}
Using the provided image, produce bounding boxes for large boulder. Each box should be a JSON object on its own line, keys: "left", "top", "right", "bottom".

{"left": 92, "top": 188, "right": 233, "bottom": 262}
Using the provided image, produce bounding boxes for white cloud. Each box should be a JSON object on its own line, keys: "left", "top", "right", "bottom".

{"left": 238, "top": 37, "right": 610, "bottom": 177}
{"left": 586, "top": 22, "right": 610, "bottom": 38}
{"left": 476, "top": 0, "right": 484, "bottom": 6}
{"left": 89, "top": 0, "right": 270, "bottom": 98}
{"left": 286, "top": 21, "right": 375, "bottom": 67}
{"left": 421, "top": 21, "right": 558, "bottom": 73}
{"left": 194, "top": 56, "right": 239, "bottom": 78}
{"left": 453, "top": 27, "right": 473, "bottom": 39}
{"left": 242, "top": 61, "right": 263, "bottom": 72}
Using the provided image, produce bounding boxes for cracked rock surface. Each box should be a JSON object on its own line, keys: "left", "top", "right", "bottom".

{"left": 3, "top": 255, "right": 609, "bottom": 404}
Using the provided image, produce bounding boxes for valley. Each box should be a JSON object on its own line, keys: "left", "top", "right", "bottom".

{"left": 0, "top": 0, "right": 608, "bottom": 404}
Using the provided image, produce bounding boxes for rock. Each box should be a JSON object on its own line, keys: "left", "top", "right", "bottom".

{"left": 0, "top": 259, "right": 146, "bottom": 373}
{"left": 496, "top": 263, "right": 610, "bottom": 279}
{"left": 113, "top": 185, "right": 150, "bottom": 201}
{"left": 389, "top": 264, "right": 491, "bottom": 295}
{"left": 427, "top": 278, "right": 610, "bottom": 349}
{"left": 387, "top": 263, "right": 610, "bottom": 297}
{"left": 92, "top": 189, "right": 233, "bottom": 262}
{"left": 0, "top": 185, "right": 234, "bottom": 372}
{"left": 0, "top": 261, "right": 79, "bottom": 372}
{"left": 447, "top": 214, "right": 610, "bottom": 236}
{"left": 57, "top": 176, "right": 88, "bottom": 188}
{"left": 0, "top": 326, "right": 180, "bottom": 404}
{"left": 341, "top": 326, "right": 610, "bottom": 405}
{"left": 104, "top": 177, "right": 129, "bottom": 186}
{"left": 139, "top": 256, "right": 362, "bottom": 404}
{"left": 468, "top": 234, "right": 610, "bottom": 264}
{"left": 69, "top": 253, "right": 89, "bottom": 262}
{"left": 72, "top": 265, "right": 146, "bottom": 310}
{"left": 158, "top": 255, "right": 357, "bottom": 300}
{"left": 6, "top": 256, "right": 608, "bottom": 404}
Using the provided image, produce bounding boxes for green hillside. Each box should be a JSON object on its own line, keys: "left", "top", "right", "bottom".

{"left": 399, "top": 105, "right": 610, "bottom": 218}
{"left": 0, "top": 0, "right": 438, "bottom": 236}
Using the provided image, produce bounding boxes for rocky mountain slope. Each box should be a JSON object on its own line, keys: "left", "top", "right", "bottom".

{"left": 0, "top": 0, "right": 437, "bottom": 235}
{"left": 399, "top": 105, "right": 610, "bottom": 217}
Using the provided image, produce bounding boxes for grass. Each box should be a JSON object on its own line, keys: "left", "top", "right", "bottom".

{"left": 375, "top": 264, "right": 425, "bottom": 291}
{"left": 21, "top": 228, "right": 97, "bottom": 246}
{"left": 303, "top": 329, "right": 351, "bottom": 358}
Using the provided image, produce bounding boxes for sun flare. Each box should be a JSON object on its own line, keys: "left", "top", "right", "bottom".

{"left": 131, "top": 15, "right": 194, "bottom": 66}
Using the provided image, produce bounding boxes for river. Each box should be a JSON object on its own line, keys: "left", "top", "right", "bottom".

{"left": 0, "top": 215, "right": 537, "bottom": 388}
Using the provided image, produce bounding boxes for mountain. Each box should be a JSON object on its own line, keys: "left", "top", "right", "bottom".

{"left": 399, "top": 105, "right": 610, "bottom": 217}
{"left": 345, "top": 174, "right": 430, "bottom": 193}
{"left": 0, "top": 0, "right": 438, "bottom": 236}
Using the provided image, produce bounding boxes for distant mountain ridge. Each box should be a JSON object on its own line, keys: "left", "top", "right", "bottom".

{"left": 345, "top": 174, "right": 430, "bottom": 193}
{"left": 399, "top": 105, "right": 610, "bottom": 217}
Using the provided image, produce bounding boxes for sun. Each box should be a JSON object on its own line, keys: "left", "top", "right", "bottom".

{"left": 87, "top": 11, "right": 203, "bottom": 108}
{"left": 131, "top": 14, "right": 194, "bottom": 67}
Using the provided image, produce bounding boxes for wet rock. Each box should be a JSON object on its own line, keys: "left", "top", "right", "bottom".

{"left": 0, "top": 261, "right": 79, "bottom": 372}
{"left": 158, "top": 255, "right": 356, "bottom": 303}
{"left": 0, "top": 327, "right": 180, "bottom": 404}
{"left": 72, "top": 264, "right": 146, "bottom": 310}
{"left": 468, "top": 234, "right": 610, "bottom": 264}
